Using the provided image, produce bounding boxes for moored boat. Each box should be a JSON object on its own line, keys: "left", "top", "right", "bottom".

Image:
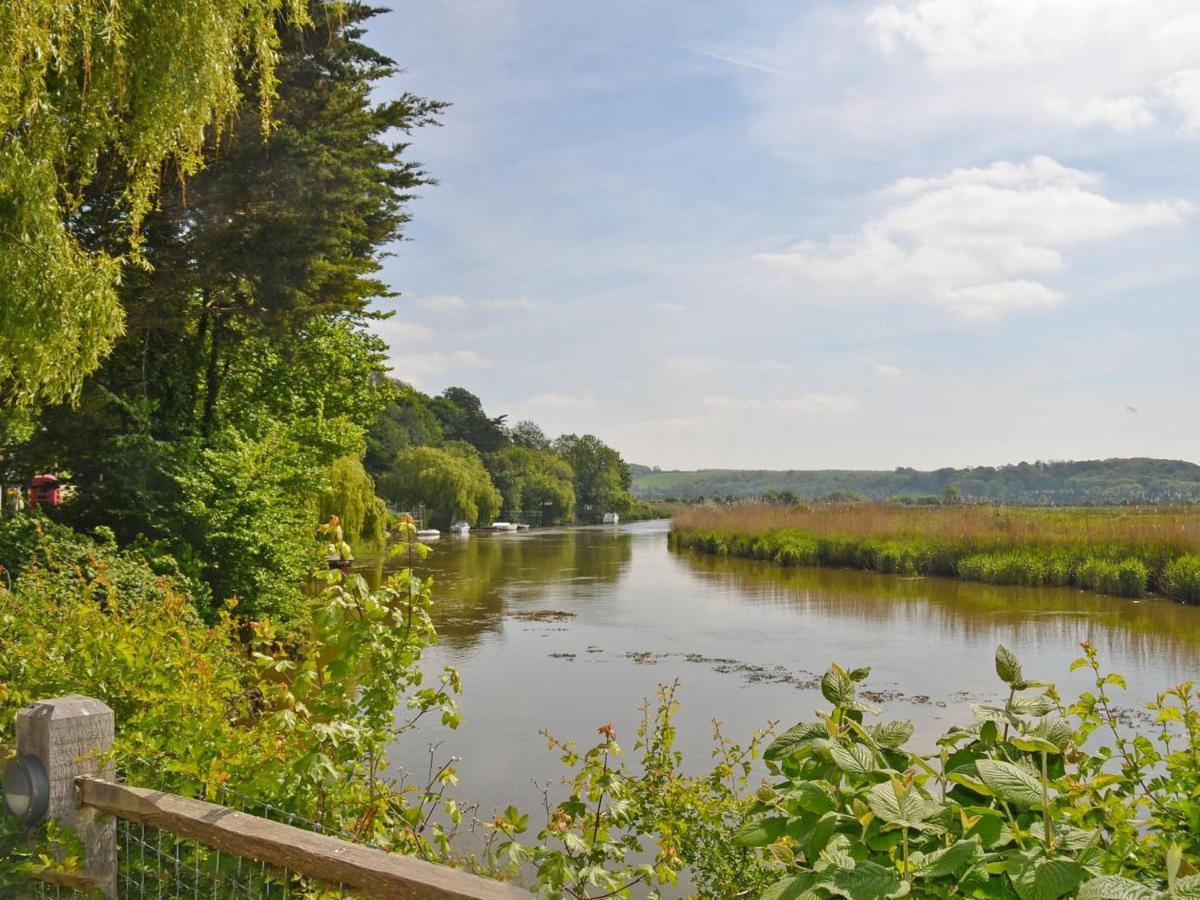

{"left": 449, "top": 520, "right": 470, "bottom": 535}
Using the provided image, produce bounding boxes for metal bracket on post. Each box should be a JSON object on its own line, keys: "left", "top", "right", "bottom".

{"left": 14, "top": 696, "right": 117, "bottom": 898}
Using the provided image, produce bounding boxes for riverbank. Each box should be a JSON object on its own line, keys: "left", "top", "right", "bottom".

{"left": 670, "top": 503, "right": 1200, "bottom": 601}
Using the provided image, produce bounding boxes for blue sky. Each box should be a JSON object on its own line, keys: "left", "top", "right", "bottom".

{"left": 366, "top": 0, "right": 1200, "bottom": 470}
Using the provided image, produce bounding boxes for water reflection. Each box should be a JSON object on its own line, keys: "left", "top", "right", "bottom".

{"left": 354, "top": 527, "right": 634, "bottom": 650}
{"left": 674, "top": 551, "right": 1200, "bottom": 677}
{"left": 385, "top": 521, "right": 1200, "bottom": 826}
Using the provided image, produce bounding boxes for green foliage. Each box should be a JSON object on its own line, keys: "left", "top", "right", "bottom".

{"left": 635, "top": 459, "right": 1200, "bottom": 505}
{"left": 553, "top": 433, "right": 636, "bottom": 518}
{"left": 381, "top": 445, "right": 503, "bottom": 528}
{"left": 739, "top": 645, "right": 1200, "bottom": 899}
{"left": 499, "top": 683, "right": 777, "bottom": 899}
{"left": 489, "top": 446, "right": 576, "bottom": 524}
{"left": 1162, "top": 556, "right": 1200, "bottom": 603}
{"left": 320, "top": 455, "right": 388, "bottom": 548}
{"left": 365, "top": 381, "right": 446, "bottom": 476}
{"left": 0, "top": 0, "right": 306, "bottom": 406}
{"left": 432, "top": 387, "right": 510, "bottom": 454}
{"left": 0, "top": 520, "right": 473, "bottom": 888}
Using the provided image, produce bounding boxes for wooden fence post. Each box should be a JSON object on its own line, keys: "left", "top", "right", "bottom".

{"left": 16, "top": 695, "right": 117, "bottom": 898}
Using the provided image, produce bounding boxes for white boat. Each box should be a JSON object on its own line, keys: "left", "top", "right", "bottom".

{"left": 490, "top": 521, "right": 518, "bottom": 532}
{"left": 516, "top": 523, "right": 531, "bottom": 530}
{"left": 602, "top": 512, "right": 620, "bottom": 525}
{"left": 449, "top": 521, "right": 470, "bottom": 535}
{"left": 417, "top": 528, "right": 441, "bottom": 540}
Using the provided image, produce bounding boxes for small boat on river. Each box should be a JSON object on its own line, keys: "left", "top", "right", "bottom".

{"left": 602, "top": 512, "right": 620, "bottom": 525}
{"left": 490, "top": 521, "right": 518, "bottom": 532}
{"left": 449, "top": 521, "right": 470, "bottom": 535}
{"left": 417, "top": 528, "right": 441, "bottom": 540}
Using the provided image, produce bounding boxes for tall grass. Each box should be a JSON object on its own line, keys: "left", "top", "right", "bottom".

{"left": 670, "top": 503, "right": 1200, "bottom": 602}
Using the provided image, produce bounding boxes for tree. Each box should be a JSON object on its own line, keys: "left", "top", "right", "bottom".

{"left": 380, "top": 446, "right": 502, "bottom": 528}
{"left": 0, "top": 0, "right": 306, "bottom": 407}
{"left": 508, "top": 420, "right": 551, "bottom": 451}
{"left": 9, "top": 4, "right": 440, "bottom": 619}
{"left": 430, "top": 387, "right": 509, "bottom": 454}
{"left": 488, "top": 446, "right": 575, "bottom": 523}
{"left": 552, "top": 434, "right": 634, "bottom": 516}
{"left": 364, "top": 383, "right": 444, "bottom": 476}
{"left": 60, "top": 1, "right": 444, "bottom": 442}
{"left": 319, "top": 456, "right": 388, "bottom": 548}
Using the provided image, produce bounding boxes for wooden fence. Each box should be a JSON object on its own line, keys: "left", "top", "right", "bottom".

{"left": 6, "top": 695, "right": 526, "bottom": 899}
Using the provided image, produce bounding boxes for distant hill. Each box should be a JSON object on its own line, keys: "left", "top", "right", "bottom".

{"left": 628, "top": 458, "right": 1200, "bottom": 505}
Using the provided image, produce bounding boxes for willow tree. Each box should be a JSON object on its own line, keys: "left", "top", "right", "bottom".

{"left": 381, "top": 446, "right": 502, "bottom": 529}
{"left": 0, "top": 0, "right": 306, "bottom": 408}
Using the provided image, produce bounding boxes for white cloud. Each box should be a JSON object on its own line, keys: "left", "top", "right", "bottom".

{"left": 652, "top": 301, "right": 687, "bottom": 314}
{"left": 702, "top": 394, "right": 860, "bottom": 415}
{"left": 756, "top": 156, "right": 1191, "bottom": 318}
{"left": 416, "top": 294, "right": 469, "bottom": 314}
{"left": 875, "top": 363, "right": 902, "bottom": 377}
{"left": 377, "top": 321, "right": 434, "bottom": 343}
{"left": 520, "top": 392, "right": 599, "bottom": 410}
{"left": 479, "top": 297, "right": 536, "bottom": 311}
{"left": 390, "top": 350, "right": 493, "bottom": 380}
{"left": 864, "top": 0, "right": 1200, "bottom": 136}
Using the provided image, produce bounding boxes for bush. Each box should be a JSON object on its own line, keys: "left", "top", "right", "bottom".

{"left": 736, "top": 645, "right": 1200, "bottom": 898}
{"left": 1162, "top": 554, "right": 1200, "bottom": 603}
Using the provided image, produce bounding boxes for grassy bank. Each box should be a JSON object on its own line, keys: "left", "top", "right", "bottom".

{"left": 670, "top": 503, "right": 1200, "bottom": 601}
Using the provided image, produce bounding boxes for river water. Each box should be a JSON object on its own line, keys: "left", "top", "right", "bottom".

{"left": 356, "top": 520, "right": 1200, "bottom": 819}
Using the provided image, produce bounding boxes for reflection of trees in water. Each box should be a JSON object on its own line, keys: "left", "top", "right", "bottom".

{"left": 353, "top": 530, "right": 633, "bottom": 651}
{"left": 674, "top": 551, "right": 1200, "bottom": 673}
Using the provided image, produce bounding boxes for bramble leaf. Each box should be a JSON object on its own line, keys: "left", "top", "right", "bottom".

{"left": 996, "top": 645, "right": 1025, "bottom": 687}
{"left": 977, "top": 759, "right": 1044, "bottom": 809}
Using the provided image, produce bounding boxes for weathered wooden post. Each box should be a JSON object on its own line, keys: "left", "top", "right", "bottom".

{"left": 14, "top": 695, "right": 117, "bottom": 898}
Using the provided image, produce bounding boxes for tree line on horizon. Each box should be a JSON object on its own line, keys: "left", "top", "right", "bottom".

{"left": 631, "top": 457, "right": 1200, "bottom": 505}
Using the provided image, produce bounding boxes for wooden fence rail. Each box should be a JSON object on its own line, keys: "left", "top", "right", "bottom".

{"left": 5, "top": 696, "right": 527, "bottom": 899}
{"left": 76, "top": 777, "right": 525, "bottom": 900}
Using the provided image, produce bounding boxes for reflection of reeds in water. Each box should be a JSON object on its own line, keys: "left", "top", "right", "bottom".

{"left": 674, "top": 550, "right": 1200, "bottom": 676}
{"left": 352, "top": 530, "right": 635, "bottom": 651}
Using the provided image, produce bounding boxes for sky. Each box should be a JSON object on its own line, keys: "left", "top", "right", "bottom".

{"left": 365, "top": 0, "right": 1200, "bottom": 471}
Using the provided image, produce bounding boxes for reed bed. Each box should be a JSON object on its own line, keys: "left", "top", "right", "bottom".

{"left": 670, "top": 503, "right": 1200, "bottom": 602}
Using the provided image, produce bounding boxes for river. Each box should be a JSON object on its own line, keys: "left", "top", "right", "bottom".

{"left": 353, "top": 520, "right": 1200, "bottom": 820}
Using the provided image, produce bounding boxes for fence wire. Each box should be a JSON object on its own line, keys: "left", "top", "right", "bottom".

{"left": 22, "top": 761, "right": 362, "bottom": 899}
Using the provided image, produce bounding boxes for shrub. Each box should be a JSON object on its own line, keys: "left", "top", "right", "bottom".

{"left": 1162, "top": 554, "right": 1200, "bottom": 603}
{"left": 737, "top": 645, "right": 1200, "bottom": 899}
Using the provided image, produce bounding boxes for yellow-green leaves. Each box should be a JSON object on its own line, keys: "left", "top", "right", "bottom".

{"left": 0, "top": 0, "right": 307, "bottom": 406}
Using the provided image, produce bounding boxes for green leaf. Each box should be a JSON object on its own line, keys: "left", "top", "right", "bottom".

{"left": 766, "top": 721, "right": 829, "bottom": 761}
{"left": 830, "top": 742, "right": 878, "bottom": 777}
{"left": 868, "top": 777, "right": 933, "bottom": 828}
{"left": 818, "top": 861, "right": 909, "bottom": 900}
{"left": 1006, "top": 853, "right": 1084, "bottom": 900}
{"left": 996, "top": 645, "right": 1025, "bottom": 687}
{"left": 1077, "top": 876, "right": 1161, "bottom": 899}
{"left": 849, "top": 666, "right": 872, "bottom": 682}
{"left": 912, "top": 839, "right": 980, "bottom": 880}
{"left": 786, "top": 781, "right": 838, "bottom": 816}
{"left": 822, "top": 664, "right": 856, "bottom": 706}
{"left": 872, "top": 720, "right": 915, "bottom": 750}
{"left": 1174, "top": 875, "right": 1200, "bottom": 899}
{"left": 1011, "top": 736, "right": 1061, "bottom": 754}
{"left": 760, "top": 874, "right": 819, "bottom": 900}
{"left": 977, "top": 758, "right": 1044, "bottom": 808}
{"left": 1009, "top": 695, "right": 1055, "bottom": 718}
{"left": 733, "top": 816, "right": 788, "bottom": 848}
